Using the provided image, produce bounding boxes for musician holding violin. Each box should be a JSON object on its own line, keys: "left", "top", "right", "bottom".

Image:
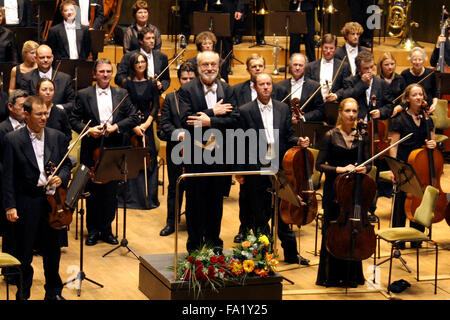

{"left": 122, "top": 51, "right": 160, "bottom": 210}
{"left": 2, "top": 96, "right": 72, "bottom": 300}
{"left": 389, "top": 84, "right": 437, "bottom": 248}
{"left": 316, "top": 97, "right": 371, "bottom": 288}
{"left": 69, "top": 58, "right": 139, "bottom": 247}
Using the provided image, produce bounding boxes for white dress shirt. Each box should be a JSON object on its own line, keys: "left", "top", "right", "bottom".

{"left": 250, "top": 81, "right": 257, "bottom": 101}
{"left": 9, "top": 117, "right": 25, "bottom": 131}
{"left": 96, "top": 85, "right": 113, "bottom": 125}
{"left": 78, "top": 0, "right": 90, "bottom": 27}
{"left": 257, "top": 98, "right": 275, "bottom": 160}
{"left": 4, "top": 0, "right": 20, "bottom": 25}
{"left": 140, "top": 48, "right": 155, "bottom": 78}
{"left": 291, "top": 76, "right": 304, "bottom": 101}
{"left": 28, "top": 127, "right": 47, "bottom": 187}
{"left": 39, "top": 67, "right": 53, "bottom": 80}
{"left": 203, "top": 82, "right": 218, "bottom": 110}
{"left": 365, "top": 78, "right": 374, "bottom": 122}
{"left": 320, "top": 58, "right": 334, "bottom": 99}
{"left": 345, "top": 43, "right": 358, "bottom": 75}
{"left": 64, "top": 20, "right": 79, "bottom": 59}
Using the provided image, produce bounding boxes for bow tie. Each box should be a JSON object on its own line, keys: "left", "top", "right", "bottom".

{"left": 65, "top": 24, "right": 76, "bottom": 30}
{"left": 14, "top": 123, "right": 25, "bottom": 131}
{"left": 204, "top": 86, "right": 216, "bottom": 94}
{"left": 323, "top": 59, "right": 333, "bottom": 64}
{"left": 30, "top": 130, "right": 43, "bottom": 141}
{"left": 98, "top": 89, "right": 109, "bottom": 96}
{"left": 261, "top": 104, "right": 272, "bottom": 111}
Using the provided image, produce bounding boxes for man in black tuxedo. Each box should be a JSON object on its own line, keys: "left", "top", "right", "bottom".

{"left": 277, "top": 53, "right": 325, "bottom": 122}
{"left": 232, "top": 53, "right": 283, "bottom": 243}
{"left": 289, "top": 0, "right": 316, "bottom": 62}
{"left": 46, "top": 0, "right": 91, "bottom": 61}
{"left": 179, "top": 51, "right": 239, "bottom": 254}
{"left": 0, "top": 0, "right": 32, "bottom": 27}
{"left": 339, "top": 51, "right": 393, "bottom": 121}
{"left": 158, "top": 62, "right": 198, "bottom": 237}
{"left": 20, "top": 45, "right": 75, "bottom": 112}
{"left": 115, "top": 26, "right": 170, "bottom": 94}
{"left": 50, "top": 0, "right": 104, "bottom": 29}
{"left": 2, "top": 96, "right": 72, "bottom": 300}
{"left": 305, "top": 33, "right": 351, "bottom": 103}
{"left": 334, "top": 22, "right": 369, "bottom": 76}
{"left": 69, "top": 58, "right": 139, "bottom": 246}
{"left": 236, "top": 72, "right": 310, "bottom": 264}
{"left": 0, "top": 89, "right": 28, "bottom": 271}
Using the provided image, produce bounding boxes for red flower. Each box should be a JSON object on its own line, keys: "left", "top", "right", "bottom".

{"left": 210, "top": 256, "right": 218, "bottom": 264}
{"left": 195, "top": 259, "right": 202, "bottom": 266}
{"left": 218, "top": 256, "right": 225, "bottom": 263}
{"left": 187, "top": 256, "right": 195, "bottom": 263}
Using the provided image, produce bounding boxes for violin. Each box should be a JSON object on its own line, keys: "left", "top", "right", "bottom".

{"left": 279, "top": 98, "right": 318, "bottom": 226}
{"left": 405, "top": 101, "right": 448, "bottom": 223}
{"left": 45, "top": 161, "right": 73, "bottom": 230}
{"left": 366, "top": 94, "right": 389, "bottom": 159}
{"left": 325, "top": 120, "right": 377, "bottom": 261}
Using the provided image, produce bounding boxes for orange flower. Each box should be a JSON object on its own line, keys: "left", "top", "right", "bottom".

{"left": 255, "top": 268, "right": 269, "bottom": 277}
{"left": 242, "top": 240, "right": 251, "bottom": 248}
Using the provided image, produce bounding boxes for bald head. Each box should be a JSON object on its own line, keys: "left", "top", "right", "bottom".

{"left": 255, "top": 73, "right": 273, "bottom": 104}
{"left": 37, "top": 45, "right": 54, "bottom": 73}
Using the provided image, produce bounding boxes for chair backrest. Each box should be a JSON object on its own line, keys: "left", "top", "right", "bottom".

{"left": 430, "top": 99, "right": 450, "bottom": 130}
{"left": 413, "top": 185, "right": 439, "bottom": 228}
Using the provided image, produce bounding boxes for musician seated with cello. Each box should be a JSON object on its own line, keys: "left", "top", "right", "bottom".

{"left": 389, "top": 84, "right": 437, "bottom": 249}
{"left": 236, "top": 73, "right": 310, "bottom": 265}
{"left": 316, "top": 97, "right": 371, "bottom": 288}
{"left": 69, "top": 58, "right": 139, "bottom": 247}
{"left": 2, "top": 96, "right": 72, "bottom": 300}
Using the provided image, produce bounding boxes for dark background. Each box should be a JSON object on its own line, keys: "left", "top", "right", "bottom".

{"left": 113, "top": 0, "right": 448, "bottom": 43}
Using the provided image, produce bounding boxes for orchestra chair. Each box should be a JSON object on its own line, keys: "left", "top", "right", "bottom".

{"left": 154, "top": 121, "right": 165, "bottom": 195}
{"left": 430, "top": 99, "right": 450, "bottom": 149}
{"left": 0, "top": 253, "right": 22, "bottom": 300}
{"left": 374, "top": 185, "right": 439, "bottom": 295}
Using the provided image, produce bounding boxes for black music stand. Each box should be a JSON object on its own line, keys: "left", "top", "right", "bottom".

{"left": 31, "top": 0, "right": 57, "bottom": 43}
{"left": 436, "top": 72, "right": 450, "bottom": 97}
{"left": 299, "top": 121, "right": 332, "bottom": 149}
{"left": 267, "top": 11, "right": 306, "bottom": 79}
{"left": 0, "top": 63, "right": 14, "bottom": 93}
{"left": 89, "top": 30, "right": 106, "bottom": 55}
{"left": 55, "top": 59, "right": 95, "bottom": 93}
{"left": 63, "top": 164, "right": 104, "bottom": 296}
{"left": 98, "top": 147, "right": 148, "bottom": 260}
{"left": 324, "top": 101, "right": 339, "bottom": 126}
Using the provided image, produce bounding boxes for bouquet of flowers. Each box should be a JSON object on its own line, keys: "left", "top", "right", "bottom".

{"left": 174, "top": 232, "right": 279, "bottom": 297}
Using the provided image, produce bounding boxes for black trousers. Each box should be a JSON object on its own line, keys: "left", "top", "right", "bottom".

{"left": 234, "top": 2, "right": 265, "bottom": 42}
{"left": 86, "top": 180, "right": 118, "bottom": 236}
{"left": 348, "top": 0, "right": 378, "bottom": 46}
{"left": 14, "top": 193, "right": 63, "bottom": 299}
{"left": 289, "top": 6, "right": 316, "bottom": 62}
{"left": 166, "top": 142, "right": 184, "bottom": 227}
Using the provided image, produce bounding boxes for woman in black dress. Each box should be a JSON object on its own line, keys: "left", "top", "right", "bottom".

{"left": 389, "top": 84, "right": 436, "bottom": 247}
{"left": 122, "top": 52, "right": 160, "bottom": 210}
{"left": 316, "top": 97, "right": 372, "bottom": 287}
{"left": 9, "top": 40, "right": 38, "bottom": 93}
{"left": 400, "top": 47, "right": 438, "bottom": 113}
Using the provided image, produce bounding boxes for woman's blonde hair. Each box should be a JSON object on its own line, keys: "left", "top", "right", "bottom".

{"left": 377, "top": 52, "right": 396, "bottom": 80}
{"left": 22, "top": 40, "right": 39, "bottom": 58}
{"left": 336, "top": 97, "right": 359, "bottom": 128}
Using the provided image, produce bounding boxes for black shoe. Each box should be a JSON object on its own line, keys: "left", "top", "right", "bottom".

{"left": 284, "top": 254, "right": 299, "bottom": 264}
{"left": 85, "top": 232, "right": 99, "bottom": 246}
{"left": 159, "top": 225, "right": 175, "bottom": 236}
{"left": 411, "top": 241, "right": 422, "bottom": 248}
{"left": 44, "top": 293, "right": 66, "bottom": 300}
{"left": 101, "top": 233, "right": 119, "bottom": 245}
{"left": 300, "top": 256, "right": 310, "bottom": 265}
{"left": 257, "top": 39, "right": 266, "bottom": 45}
{"left": 368, "top": 214, "right": 378, "bottom": 223}
{"left": 213, "top": 247, "right": 223, "bottom": 256}
{"left": 233, "top": 233, "right": 245, "bottom": 243}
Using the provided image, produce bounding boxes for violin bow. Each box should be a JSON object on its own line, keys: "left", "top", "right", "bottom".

{"left": 155, "top": 48, "right": 186, "bottom": 81}
{"left": 298, "top": 84, "right": 324, "bottom": 113}
{"left": 142, "top": 135, "right": 148, "bottom": 198}
{"left": 328, "top": 55, "right": 348, "bottom": 94}
{"left": 51, "top": 60, "right": 62, "bottom": 82}
{"left": 392, "top": 70, "right": 436, "bottom": 104}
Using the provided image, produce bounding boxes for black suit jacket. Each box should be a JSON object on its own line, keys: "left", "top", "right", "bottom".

{"left": 239, "top": 99, "right": 298, "bottom": 171}
{"left": 160, "top": 91, "right": 183, "bottom": 142}
{"left": 0, "top": 26, "right": 18, "bottom": 64}
{"left": 47, "top": 105, "right": 72, "bottom": 142}
{"left": 115, "top": 49, "right": 170, "bottom": 93}
{"left": 46, "top": 22, "right": 91, "bottom": 61}
{"left": 0, "top": 92, "right": 8, "bottom": 122}
{"left": 69, "top": 85, "right": 139, "bottom": 167}
{"left": 277, "top": 77, "right": 325, "bottom": 122}
{"left": 179, "top": 77, "right": 239, "bottom": 172}
{"left": 305, "top": 57, "right": 351, "bottom": 96}
{"left": 52, "top": 0, "right": 104, "bottom": 30}
{"left": 2, "top": 127, "right": 72, "bottom": 210}
{"left": 340, "top": 74, "right": 394, "bottom": 120}
{"left": 0, "top": 118, "right": 14, "bottom": 147}
{"left": 334, "top": 44, "right": 369, "bottom": 62}
{"left": 0, "top": 0, "right": 32, "bottom": 27}
{"left": 21, "top": 69, "right": 75, "bottom": 112}
{"left": 232, "top": 80, "right": 285, "bottom": 108}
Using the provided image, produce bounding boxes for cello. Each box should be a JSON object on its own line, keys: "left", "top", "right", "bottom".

{"left": 405, "top": 101, "right": 448, "bottom": 223}
{"left": 366, "top": 94, "right": 389, "bottom": 159}
{"left": 279, "top": 98, "right": 318, "bottom": 226}
{"left": 325, "top": 120, "right": 377, "bottom": 261}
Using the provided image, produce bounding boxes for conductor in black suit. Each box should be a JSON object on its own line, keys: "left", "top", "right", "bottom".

{"left": 69, "top": 58, "right": 139, "bottom": 246}
{"left": 305, "top": 33, "right": 351, "bottom": 103}
{"left": 289, "top": 0, "right": 316, "bottom": 62}
{"left": 179, "top": 51, "right": 239, "bottom": 254}
{"left": 115, "top": 26, "right": 170, "bottom": 94}
{"left": 339, "top": 51, "right": 393, "bottom": 121}
{"left": 3, "top": 96, "right": 72, "bottom": 300}
{"left": 277, "top": 53, "right": 325, "bottom": 122}
{"left": 158, "top": 61, "right": 198, "bottom": 237}
{"left": 46, "top": 0, "right": 91, "bottom": 61}
{"left": 0, "top": 0, "right": 32, "bottom": 27}
{"left": 236, "top": 73, "right": 310, "bottom": 264}
{"left": 20, "top": 45, "right": 75, "bottom": 113}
